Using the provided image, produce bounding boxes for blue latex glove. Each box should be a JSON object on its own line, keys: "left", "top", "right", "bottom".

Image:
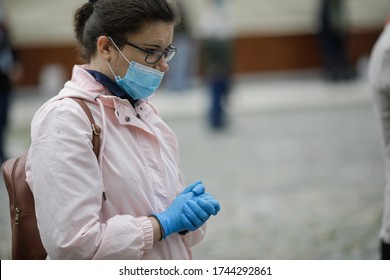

{"left": 194, "top": 192, "right": 221, "bottom": 215}
{"left": 153, "top": 181, "right": 205, "bottom": 239}
{"left": 181, "top": 180, "right": 205, "bottom": 196}
{"left": 181, "top": 192, "right": 221, "bottom": 231}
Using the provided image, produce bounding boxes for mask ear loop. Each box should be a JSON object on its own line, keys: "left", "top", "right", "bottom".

{"left": 108, "top": 36, "right": 132, "bottom": 64}
{"left": 105, "top": 37, "right": 121, "bottom": 78}
{"left": 106, "top": 36, "right": 132, "bottom": 79}
{"left": 106, "top": 60, "right": 118, "bottom": 78}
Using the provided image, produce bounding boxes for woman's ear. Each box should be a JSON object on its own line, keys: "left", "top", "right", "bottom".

{"left": 97, "top": 36, "right": 113, "bottom": 61}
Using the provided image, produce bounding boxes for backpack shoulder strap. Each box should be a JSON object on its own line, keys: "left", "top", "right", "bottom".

{"left": 71, "top": 97, "right": 101, "bottom": 159}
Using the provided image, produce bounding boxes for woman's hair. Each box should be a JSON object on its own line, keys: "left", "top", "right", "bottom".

{"left": 74, "top": 0, "right": 180, "bottom": 61}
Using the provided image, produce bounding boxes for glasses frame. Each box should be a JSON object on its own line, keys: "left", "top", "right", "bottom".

{"left": 125, "top": 41, "right": 177, "bottom": 64}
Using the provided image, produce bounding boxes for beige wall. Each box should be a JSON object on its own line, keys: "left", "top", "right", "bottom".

{"left": 2, "top": 0, "right": 83, "bottom": 46}
{"left": 183, "top": 0, "right": 390, "bottom": 35}
{"left": 2, "top": 0, "right": 390, "bottom": 46}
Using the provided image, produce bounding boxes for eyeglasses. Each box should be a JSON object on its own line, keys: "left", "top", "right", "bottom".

{"left": 125, "top": 41, "right": 177, "bottom": 64}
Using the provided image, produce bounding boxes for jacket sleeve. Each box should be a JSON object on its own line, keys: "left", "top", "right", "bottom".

{"left": 181, "top": 224, "right": 207, "bottom": 249}
{"left": 369, "top": 25, "right": 390, "bottom": 243}
{"left": 369, "top": 26, "right": 390, "bottom": 157}
{"left": 26, "top": 99, "right": 153, "bottom": 259}
{"left": 369, "top": 25, "right": 390, "bottom": 93}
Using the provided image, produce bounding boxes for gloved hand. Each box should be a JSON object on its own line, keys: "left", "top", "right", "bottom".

{"left": 181, "top": 192, "right": 221, "bottom": 231}
{"left": 181, "top": 180, "right": 205, "bottom": 196}
{"left": 153, "top": 181, "right": 205, "bottom": 239}
{"left": 194, "top": 192, "right": 221, "bottom": 215}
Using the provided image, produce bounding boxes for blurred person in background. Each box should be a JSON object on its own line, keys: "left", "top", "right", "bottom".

{"left": 194, "top": 0, "right": 234, "bottom": 130}
{"left": 25, "top": 0, "right": 220, "bottom": 259}
{"left": 317, "top": 0, "right": 352, "bottom": 81}
{"left": 368, "top": 15, "right": 390, "bottom": 260}
{"left": 0, "top": 5, "right": 22, "bottom": 163}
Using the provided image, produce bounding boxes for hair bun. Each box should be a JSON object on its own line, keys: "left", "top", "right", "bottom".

{"left": 89, "top": 0, "right": 98, "bottom": 4}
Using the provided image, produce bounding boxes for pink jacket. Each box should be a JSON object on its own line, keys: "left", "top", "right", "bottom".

{"left": 25, "top": 65, "right": 206, "bottom": 259}
{"left": 369, "top": 23, "right": 390, "bottom": 244}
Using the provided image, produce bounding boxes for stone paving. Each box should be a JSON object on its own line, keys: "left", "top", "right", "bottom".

{"left": 0, "top": 73, "right": 385, "bottom": 259}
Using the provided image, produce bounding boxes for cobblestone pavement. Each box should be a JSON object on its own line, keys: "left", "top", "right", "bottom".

{"left": 0, "top": 74, "right": 385, "bottom": 259}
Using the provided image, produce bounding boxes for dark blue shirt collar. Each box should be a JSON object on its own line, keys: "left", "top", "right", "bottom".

{"left": 86, "top": 69, "right": 136, "bottom": 107}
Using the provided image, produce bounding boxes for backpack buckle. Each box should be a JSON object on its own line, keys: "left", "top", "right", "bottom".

{"left": 92, "top": 124, "right": 101, "bottom": 136}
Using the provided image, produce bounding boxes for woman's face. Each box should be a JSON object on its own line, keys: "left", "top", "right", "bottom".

{"left": 110, "top": 21, "right": 175, "bottom": 77}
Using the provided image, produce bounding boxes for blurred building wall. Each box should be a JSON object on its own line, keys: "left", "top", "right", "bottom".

{"left": 2, "top": 0, "right": 389, "bottom": 86}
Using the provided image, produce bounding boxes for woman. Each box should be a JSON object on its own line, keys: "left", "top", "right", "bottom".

{"left": 25, "top": 0, "right": 220, "bottom": 260}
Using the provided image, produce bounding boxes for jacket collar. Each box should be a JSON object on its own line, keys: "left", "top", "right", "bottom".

{"left": 86, "top": 69, "right": 137, "bottom": 107}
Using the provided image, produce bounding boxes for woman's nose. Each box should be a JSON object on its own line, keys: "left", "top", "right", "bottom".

{"left": 154, "top": 57, "right": 170, "bottom": 73}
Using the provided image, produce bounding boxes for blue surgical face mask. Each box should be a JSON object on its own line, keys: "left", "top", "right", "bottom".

{"left": 107, "top": 40, "right": 164, "bottom": 100}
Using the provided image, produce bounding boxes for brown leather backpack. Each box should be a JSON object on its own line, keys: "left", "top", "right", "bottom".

{"left": 1, "top": 98, "right": 100, "bottom": 259}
